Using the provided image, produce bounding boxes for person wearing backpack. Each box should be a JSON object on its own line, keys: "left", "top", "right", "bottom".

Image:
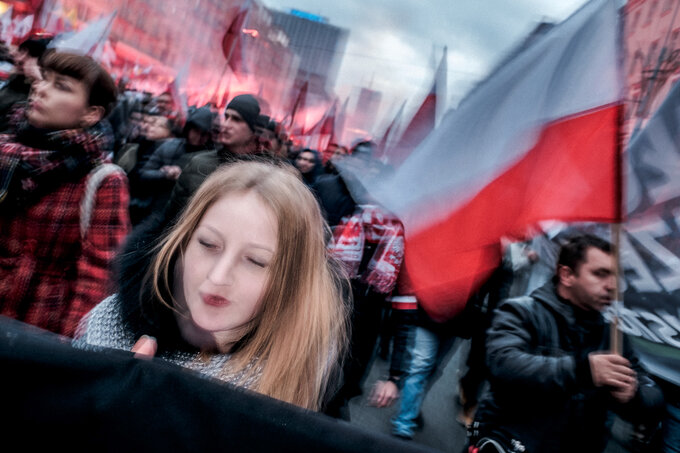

{"left": 0, "top": 51, "right": 130, "bottom": 337}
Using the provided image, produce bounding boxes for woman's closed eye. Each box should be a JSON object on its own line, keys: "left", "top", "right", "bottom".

{"left": 247, "top": 257, "right": 267, "bottom": 268}
{"left": 246, "top": 252, "right": 269, "bottom": 268}
{"left": 198, "top": 238, "right": 219, "bottom": 250}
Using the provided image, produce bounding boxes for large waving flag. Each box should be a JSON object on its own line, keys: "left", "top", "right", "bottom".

{"left": 343, "top": 0, "right": 622, "bottom": 321}
{"left": 387, "top": 47, "right": 447, "bottom": 167}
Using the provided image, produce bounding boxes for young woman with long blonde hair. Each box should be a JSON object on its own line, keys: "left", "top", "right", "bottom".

{"left": 76, "top": 159, "right": 349, "bottom": 411}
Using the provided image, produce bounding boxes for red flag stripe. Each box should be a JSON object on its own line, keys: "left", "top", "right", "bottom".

{"left": 408, "top": 104, "right": 621, "bottom": 321}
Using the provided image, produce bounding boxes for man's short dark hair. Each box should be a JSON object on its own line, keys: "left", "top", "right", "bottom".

{"left": 557, "top": 234, "right": 612, "bottom": 274}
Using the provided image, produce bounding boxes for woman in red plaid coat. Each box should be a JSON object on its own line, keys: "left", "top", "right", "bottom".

{"left": 0, "top": 51, "right": 130, "bottom": 337}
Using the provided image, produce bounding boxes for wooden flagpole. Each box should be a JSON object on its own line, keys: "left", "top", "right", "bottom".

{"left": 610, "top": 223, "right": 623, "bottom": 354}
{"left": 610, "top": 86, "right": 625, "bottom": 354}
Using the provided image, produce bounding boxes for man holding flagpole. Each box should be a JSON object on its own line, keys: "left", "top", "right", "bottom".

{"left": 467, "top": 235, "right": 663, "bottom": 453}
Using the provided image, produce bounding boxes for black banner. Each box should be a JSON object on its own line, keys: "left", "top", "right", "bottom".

{"left": 617, "top": 77, "right": 680, "bottom": 386}
{"left": 0, "top": 316, "right": 439, "bottom": 452}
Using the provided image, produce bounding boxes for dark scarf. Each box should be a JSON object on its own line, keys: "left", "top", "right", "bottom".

{"left": 0, "top": 108, "right": 113, "bottom": 212}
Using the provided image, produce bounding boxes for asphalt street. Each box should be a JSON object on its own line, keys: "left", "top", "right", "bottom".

{"left": 347, "top": 338, "right": 470, "bottom": 453}
{"left": 344, "top": 337, "right": 633, "bottom": 453}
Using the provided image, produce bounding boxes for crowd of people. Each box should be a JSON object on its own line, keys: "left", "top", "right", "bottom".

{"left": 0, "top": 34, "right": 677, "bottom": 453}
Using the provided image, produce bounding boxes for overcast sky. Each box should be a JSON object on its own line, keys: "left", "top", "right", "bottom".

{"left": 262, "top": 0, "right": 591, "bottom": 117}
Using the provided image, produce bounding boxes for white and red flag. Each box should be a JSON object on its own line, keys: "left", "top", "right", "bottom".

{"left": 375, "top": 100, "right": 406, "bottom": 162}
{"left": 11, "top": 14, "right": 34, "bottom": 43}
{"left": 388, "top": 46, "right": 446, "bottom": 167}
{"left": 304, "top": 98, "right": 338, "bottom": 150}
{"left": 342, "top": 0, "right": 623, "bottom": 321}
{"left": 49, "top": 11, "right": 116, "bottom": 58}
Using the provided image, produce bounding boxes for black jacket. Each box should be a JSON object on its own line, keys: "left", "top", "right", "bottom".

{"left": 165, "top": 150, "right": 278, "bottom": 222}
{"left": 312, "top": 173, "right": 356, "bottom": 227}
{"left": 472, "top": 281, "right": 663, "bottom": 452}
{"left": 164, "top": 148, "right": 224, "bottom": 221}
{"left": 0, "top": 74, "right": 30, "bottom": 133}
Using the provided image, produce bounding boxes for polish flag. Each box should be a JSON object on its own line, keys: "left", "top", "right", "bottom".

{"left": 11, "top": 14, "right": 34, "bottom": 43}
{"left": 49, "top": 11, "right": 116, "bottom": 58}
{"left": 304, "top": 99, "right": 338, "bottom": 150}
{"left": 388, "top": 47, "right": 447, "bottom": 167}
{"left": 346, "top": 0, "right": 622, "bottom": 321}
{"left": 375, "top": 100, "right": 406, "bottom": 162}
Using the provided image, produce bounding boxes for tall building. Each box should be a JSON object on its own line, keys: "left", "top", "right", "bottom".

{"left": 345, "top": 86, "right": 381, "bottom": 143}
{"left": 268, "top": 8, "right": 348, "bottom": 100}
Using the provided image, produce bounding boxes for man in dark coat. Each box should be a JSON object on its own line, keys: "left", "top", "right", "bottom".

{"left": 130, "top": 105, "right": 212, "bottom": 224}
{"left": 165, "top": 94, "right": 261, "bottom": 220}
{"left": 469, "top": 234, "right": 664, "bottom": 453}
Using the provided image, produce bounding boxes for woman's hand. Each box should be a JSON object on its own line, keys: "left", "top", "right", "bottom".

{"left": 131, "top": 335, "right": 157, "bottom": 358}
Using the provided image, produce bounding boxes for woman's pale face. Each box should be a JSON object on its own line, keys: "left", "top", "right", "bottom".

{"left": 175, "top": 191, "right": 278, "bottom": 350}
{"left": 27, "top": 69, "right": 94, "bottom": 130}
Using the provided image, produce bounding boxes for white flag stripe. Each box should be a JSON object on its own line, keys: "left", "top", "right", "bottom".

{"left": 50, "top": 11, "right": 117, "bottom": 57}
{"left": 365, "top": 0, "right": 620, "bottom": 233}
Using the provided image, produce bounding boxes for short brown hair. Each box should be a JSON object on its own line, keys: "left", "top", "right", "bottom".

{"left": 40, "top": 51, "right": 117, "bottom": 116}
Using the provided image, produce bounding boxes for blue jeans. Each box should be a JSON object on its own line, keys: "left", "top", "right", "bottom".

{"left": 391, "top": 326, "right": 439, "bottom": 438}
{"left": 664, "top": 398, "right": 680, "bottom": 453}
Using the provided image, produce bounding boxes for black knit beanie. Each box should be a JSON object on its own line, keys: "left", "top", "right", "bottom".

{"left": 226, "top": 94, "right": 260, "bottom": 131}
